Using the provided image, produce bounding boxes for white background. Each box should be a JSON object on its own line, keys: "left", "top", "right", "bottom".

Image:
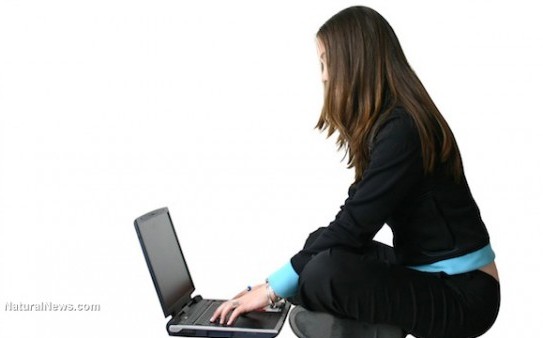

{"left": 1, "top": 1, "right": 541, "bottom": 337}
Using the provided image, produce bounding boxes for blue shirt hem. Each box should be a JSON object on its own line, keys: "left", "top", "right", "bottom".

{"left": 408, "top": 243, "right": 495, "bottom": 275}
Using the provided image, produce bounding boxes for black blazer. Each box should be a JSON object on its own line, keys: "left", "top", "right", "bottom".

{"left": 291, "top": 108, "right": 490, "bottom": 274}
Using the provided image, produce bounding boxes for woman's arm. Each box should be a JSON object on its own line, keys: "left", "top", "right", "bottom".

{"left": 291, "top": 109, "right": 424, "bottom": 274}
{"left": 211, "top": 109, "right": 424, "bottom": 325}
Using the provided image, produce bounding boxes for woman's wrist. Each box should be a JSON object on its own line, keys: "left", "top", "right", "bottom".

{"left": 265, "top": 279, "right": 283, "bottom": 308}
{"left": 267, "top": 262, "right": 299, "bottom": 298}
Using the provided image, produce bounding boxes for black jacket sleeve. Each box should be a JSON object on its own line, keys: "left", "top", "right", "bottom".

{"left": 290, "top": 109, "right": 424, "bottom": 274}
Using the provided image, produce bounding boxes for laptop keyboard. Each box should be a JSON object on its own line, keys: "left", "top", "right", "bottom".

{"left": 178, "top": 299, "right": 221, "bottom": 325}
{"left": 177, "top": 299, "right": 284, "bottom": 329}
{"left": 194, "top": 302, "right": 221, "bottom": 325}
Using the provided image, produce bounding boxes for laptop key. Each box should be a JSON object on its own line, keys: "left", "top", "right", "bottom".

{"left": 195, "top": 302, "right": 222, "bottom": 325}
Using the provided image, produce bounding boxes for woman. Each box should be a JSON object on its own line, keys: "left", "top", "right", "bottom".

{"left": 211, "top": 6, "right": 500, "bottom": 338}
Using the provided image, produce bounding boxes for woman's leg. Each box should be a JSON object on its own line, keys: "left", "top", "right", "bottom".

{"left": 296, "top": 245, "right": 500, "bottom": 338}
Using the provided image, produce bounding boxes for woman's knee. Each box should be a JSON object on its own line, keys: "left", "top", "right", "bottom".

{"left": 297, "top": 249, "right": 339, "bottom": 311}
{"left": 298, "top": 249, "right": 391, "bottom": 307}
{"left": 299, "top": 249, "right": 336, "bottom": 287}
{"left": 302, "top": 227, "right": 327, "bottom": 249}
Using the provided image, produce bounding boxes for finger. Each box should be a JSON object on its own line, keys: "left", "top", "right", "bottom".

{"left": 210, "top": 303, "right": 226, "bottom": 322}
{"left": 216, "top": 305, "right": 229, "bottom": 324}
{"left": 210, "top": 301, "right": 231, "bottom": 323}
{"left": 219, "top": 302, "right": 237, "bottom": 324}
{"left": 227, "top": 306, "right": 244, "bottom": 326}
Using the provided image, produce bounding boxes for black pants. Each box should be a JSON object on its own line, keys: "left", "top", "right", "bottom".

{"left": 292, "top": 229, "right": 500, "bottom": 338}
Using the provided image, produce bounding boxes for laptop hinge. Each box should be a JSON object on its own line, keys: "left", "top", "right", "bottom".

{"left": 188, "top": 295, "right": 203, "bottom": 307}
{"left": 171, "top": 295, "right": 203, "bottom": 318}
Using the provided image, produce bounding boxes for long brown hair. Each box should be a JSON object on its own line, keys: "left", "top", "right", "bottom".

{"left": 316, "top": 6, "right": 462, "bottom": 183}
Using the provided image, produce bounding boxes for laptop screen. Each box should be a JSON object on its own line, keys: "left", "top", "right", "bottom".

{"left": 135, "top": 208, "right": 195, "bottom": 317}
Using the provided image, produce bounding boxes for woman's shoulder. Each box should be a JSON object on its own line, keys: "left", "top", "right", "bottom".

{"left": 385, "top": 106, "right": 415, "bottom": 125}
{"left": 372, "top": 106, "right": 418, "bottom": 143}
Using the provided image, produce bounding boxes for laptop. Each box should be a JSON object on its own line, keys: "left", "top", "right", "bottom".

{"left": 134, "top": 207, "right": 291, "bottom": 338}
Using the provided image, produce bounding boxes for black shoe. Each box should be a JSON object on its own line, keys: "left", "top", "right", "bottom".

{"left": 288, "top": 306, "right": 406, "bottom": 338}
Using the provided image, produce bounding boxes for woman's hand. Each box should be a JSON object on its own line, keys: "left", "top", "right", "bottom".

{"left": 210, "top": 283, "right": 269, "bottom": 326}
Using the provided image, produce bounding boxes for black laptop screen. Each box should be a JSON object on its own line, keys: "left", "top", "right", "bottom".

{"left": 135, "top": 208, "right": 195, "bottom": 317}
